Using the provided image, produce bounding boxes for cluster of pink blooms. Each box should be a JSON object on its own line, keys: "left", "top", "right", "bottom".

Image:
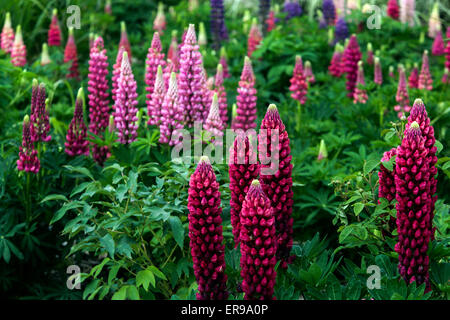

{"left": 159, "top": 72, "right": 184, "bottom": 145}
{"left": 418, "top": 51, "right": 433, "bottom": 91}
{"left": 219, "top": 47, "right": 231, "bottom": 78}
{"left": 11, "top": 26, "right": 26, "bottom": 67}
{"left": 329, "top": 44, "right": 344, "bottom": 77}
{"left": 266, "top": 10, "right": 276, "bottom": 32}
{"left": 247, "top": 19, "right": 262, "bottom": 58}
{"left": 203, "top": 93, "right": 224, "bottom": 145}
{"left": 394, "top": 65, "right": 410, "bottom": 118}
{"left": 353, "top": 61, "right": 368, "bottom": 104}
{"left": 366, "top": 43, "right": 374, "bottom": 65}
{"left": 431, "top": 31, "right": 444, "bottom": 56}
{"left": 17, "top": 115, "right": 40, "bottom": 174}
{"left": 342, "top": 35, "right": 362, "bottom": 98}
{"left": 30, "top": 81, "right": 51, "bottom": 143}
{"left": 48, "top": 9, "right": 61, "bottom": 46}
{"left": 289, "top": 55, "right": 308, "bottom": 104}
{"left": 1, "top": 12, "right": 14, "bottom": 54}
{"left": 119, "top": 22, "right": 132, "bottom": 61}
{"left": 167, "top": 30, "right": 180, "bottom": 71}
{"left": 148, "top": 65, "right": 166, "bottom": 126}
{"left": 374, "top": 57, "right": 383, "bottom": 85}
{"left": 213, "top": 64, "right": 228, "bottom": 125}
{"left": 112, "top": 46, "right": 125, "bottom": 103}
{"left": 445, "top": 27, "right": 450, "bottom": 74}
{"left": 400, "top": 0, "right": 415, "bottom": 27}
{"left": 63, "top": 28, "right": 79, "bottom": 79}
{"left": 153, "top": 3, "right": 166, "bottom": 35}
{"left": 408, "top": 63, "right": 419, "bottom": 88}
{"left": 65, "top": 88, "right": 89, "bottom": 157}
{"left": 304, "top": 61, "right": 315, "bottom": 83}
{"left": 387, "top": 0, "right": 400, "bottom": 20}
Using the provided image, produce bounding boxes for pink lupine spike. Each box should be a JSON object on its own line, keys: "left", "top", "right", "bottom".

{"left": 289, "top": 55, "right": 308, "bottom": 104}
{"left": 266, "top": 10, "right": 276, "bottom": 32}
{"left": 395, "top": 121, "right": 432, "bottom": 292}
{"left": 219, "top": 47, "right": 230, "bottom": 78}
{"left": 203, "top": 93, "right": 224, "bottom": 145}
{"left": 329, "top": 44, "right": 343, "bottom": 77}
{"left": 353, "top": 61, "right": 367, "bottom": 104}
{"left": 366, "top": 43, "right": 374, "bottom": 65}
{"left": 428, "top": 2, "right": 441, "bottom": 38}
{"left": 17, "top": 115, "right": 40, "bottom": 174}
{"left": 88, "top": 36, "right": 110, "bottom": 165}
{"left": 240, "top": 180, "right": 277, "bottom": 300}
{"left": 30, "top": 82, "right": 51, "bottom": 142}
{"left": 387, "top": 0, "right": 399, "bottom": 20}
{"left": 374, "top": 57, "right": 383, "bottom": 85}
{"left": 258, "top": 104, "right": 294, "bottom": 269}
{"left": 445, "top": 27, "right": 450, "bottom": 71}
{"left": 178, "top": 24, "right": 208, "bottom": 127}
{"left": 408, "top": 63, "right": 419, "bottom": 88}
{"left": 163, "top": 58, "right": 176, "bottom": 89}
{"left": 229, "top": 132, "right": 259, "bottom": 245}
{"left": 418, "top": 50, "right": 433, "bottom": 91}
{"left": 159, "top": 72, "right": 184, "bottom": 145}
{"left": 247, "top": 18, "right": 262, "bottom": 57}
{"left": 119, "top": 21, "right": 132, "bottom": 60}
{"left": 304, "top": 60, "right": 315, "bottom": 83}
{"left": 400, "top": 0, "right": 415, "bottom": 27}
{"left": 145, "top": 32, "right": 166, "bottom": 116}
{"left": 188, "top": 156, "right": 228, "bottom": 300}
{"left": 148, "top": 65, "right": 166, "bottom": 126}
{"left": 41, "top": 43, "right": 51, "bottom": 66}
{"left": 200, "top": 62, "right": 213, "bottom": 121}
{"left": 63, "top": 28, "right": 79, "bottom": 79}
{"left": 11, "top": 25, "right": 26, "bottom": 67}
{"left": 112, "top": 46, "right": 125, "bottom": 103}
{"left": 232, "top": 56, "right": 257, "bottom": 131}
{"left": 342, "top": 34, "right": 362, "bottom": 98}
{"left": 214, "top": 64, "right": 228, "bottom": 125}
{"left": 1, "top": 12, "right": 14, "bottom": 54}
{"left": 114, "top": 51, "right": 139, "bottom": 144}
{"left": 48, "top": 9, "right": 61, "bottom": 46}
{"left": 394, "top": 65, "right": 410, "bottom": 118}
{"left": 167, "top": 30, "right": 179, "bottom": 71}
{"left": 378, "top": 147, "right": 397, "bottom": 203}
{"left": 431, "top": 30, "right": 444, "bottom": 56}
{"left": 153, "top": 2, "right": 166, "bottom": 35}
{"left": 65, "top": 88, "right": 89, "bottom": 157}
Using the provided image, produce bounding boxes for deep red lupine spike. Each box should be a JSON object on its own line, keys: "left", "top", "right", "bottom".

{"left": 342, "top": 35, "right": 362, "bottom": 98}
{"left": 30, "top": 82, "right": 51, "bottom": 143}
{"left": 289, "top": 55, "right": 308, "bottom": 104}
{"left": 65, "top": 88, "right": 89, "bottom": 157}
{"left": 63, "top": 28, "right": 79, "bottom": 79}
{"left": 17, "top": 115, "right": 40, "bottom": 174}
{"left": 48, "top": 9, "right": 61, "bottom": 46}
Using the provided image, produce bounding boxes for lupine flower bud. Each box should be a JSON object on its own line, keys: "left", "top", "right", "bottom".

{"left": 41, "top": 43, "right": 51, "bottom": 66}
{"left": 230, "top": 103, "right": 237, "bottom": 129}
{"left": 108, "top": 115, "right": 115, "bottom": 133}
{"left": 88, "top": 36, "right": 110, "bottom": 165}
{"left": 219, "top": 47, "right": 230, "bottom": 78}
{"left": 366, "top": 43, "right": 374, "bottom": 65}
{"left": 145, "top": 32, "right": 166, "bottom": 105}
{"left": 353, "top": 61, "right": 368, "bottom": 104}
{"left": 214, "top": 64, "right": 228, "bottom": 125}
{"left": 442, "top": 68, "right": 449, "bottom": 84}
{"left": 334, "top": 18, "right": 349, "bottom": 44}
{"left": 119, "top": 21, "right": 132, "bottom": 60}
{"left": 317, "top": 139, "right": 328, "bottom": 161}
{"left": 48, "top": 9, "right": 61, "bottom": 46}
{"left": 445, "top": 27, "right": 450, "bottom": 70}
{"left": 428, "top": 2, "right": 441, "bottom": 38}
{"left": 400, "top": 0, "right": 415, "bottom": 27}
{"left": 240, "top": 179, "right": 277, "bottom": 300}
{"left": 394, "top": 65, "right": 410, "bottom": 118}
{"left": 342, "top": 34, "right": 362, "bottom": 98}
{"left": 167, "top": 30, "right": 179, "bottom": 71}
{"left": 408, "top": 63, "right": 419, "bottom": 88}
{"left": 63, "top": 28, "right": 79, "bottom": 79}
{"left": 266, "top": 10, "right": 276, "bottom": 32}
{"left": 188, "top": 156, "right": 228, "bottom": 300}
{"left": 374, "top": 57, "right": 383, "bottom": 85}
{"left": 289, "top": 55, "right": 308, "bottom": 104}
{"left": 431, "top": 31, "right": 444, "bottom": 56}
{"left": 30, "top": 82, "right": 51, "bottom": 142}
{"left": 148, "top": 65, "right": 166, "bottom": 126}
{"left": 329, "top": 44, "right": 343, "bottom": 77}
{"left": 232, "top": 56, "right": 257, "bottom": 131}
{"left": 11, "top": 25, "right": 26, "bottom": 67}
{"left": 322, "top": 0, "right": 336, "bottom": 25}
{"left": 112, "top": 46, "right": 125, "bottom": 103}
{"left": 198, "top": 22, "right": 207, "bottom": 47}
{"left": 114, "top": 51, "right": 138, "bottom": 144}
{"left": 65, "top": 88, "right": 89, "bottom": 157}
{"left": 327, "top": 28, "right": 334, "bottom": 46}
{"left": 242, "top": 10, "right": 252, "bottom": 34}
{"left": 153, "top": 2, "right": 166, "bottom": 35}
{"left": 394, "top": 121, "right": 432, "bottom": 291}
{"left": 159, "top": 72, "right": 184, "bottom": 145}
{"left": 210, "top": 0, "right": 229, "bottom": 49}
{"left": 283, "top": 0, "right": 303, "bottom": 20}
{"left": 247, "top": 18, "right": 262, "bottom": 58}
{"left": 387, "top": 0, "right": 399, "bottom": 20}
{"left": 17, "top": 115, "right": 40, "bottom": 174}
{"left": 418, "top": 50, "right": 433, "bottom": 91}
{"left": 1, "top": 12, "right": 14, "bottom": 54}
{"left": 389, "top": 65, "right": 395, "bottom": 78}
{"left": 304, "top": 60, "right": 315, "bottom": 84}
{"left": 178, "top": 24, "right": 208, "bottom": 127}
{"left": 203, "top": 93, "right": 224, "bottom": 145}
{"left": 259, "top": 104, "right": 294, "bottom": 269}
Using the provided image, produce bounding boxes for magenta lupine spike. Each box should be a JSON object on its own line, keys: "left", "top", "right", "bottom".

{"left": 378, "top": 148, "right": 397, "bottom": 203}
{"left": 431, "top": 30, "right": 444, "bottom": 56}
{"left": 229, "top": 132, "right": 260, "bottom": 246}
{"left": 88, "top": 36, "right": 110, "bottom": 165}
{"left": 200, "top": 63, "right": 213, "bottom": 121}
{"left": 304, "top": 61, "right": 315, "bottom": 84}
{"left": 1, "top": 12, "right": 14, "bottom": 54}
{"left": 48, "top": 9, "right": 61, "bottom": 46}
{"left": 232, "top": 56, "right": 257, "bottom": 131}
{"left": 247, "top": 18, "right": 262, "bottom": 58}
{"left": 406, "top": 99, "right": 438, "bottom": 241}
{"left": 11, "top": 25, "right": 26, "bottom": 67}
{"left": 178, "top": 24, "right": 208, "bottom": 127}
{"left": 153, "top": 3, "right": 166, "bottom": 35}
{"left": 203, "top": 93, "right": 224, "bottom": 145}
{"left": 408, "top": 63, "right": 419, "bottom": 88}
{"left": 342, "top": 34, "right": 362, "bottom": 98}
{"left": 145, "top": 32, "right": 166, "bottom": 102}
{"left": 219, "top": 47, "right": 230, "bottom": 78}
{"left": 353, "top": 61, "right": 367, "bottom": 104}
{"left": 374, "top": 57, "right": 383, "bottom": 85}
{"left": 259, "top": 104, "right": 294, "bottom": 269}
{"left": 65, "top": 88, "right": 89, "bottom": 157}
{"left": 394, "top": 65, "right": 410, "bottom": 118}
{"left": 163, "top": 59, "right": 176, "bottom": 90}
{"left": 30, "top": 82, "right": 51, "bottom": 142}
{"left": 167, "top": 30, "right": 179, "bottom": 71}
{"left": 148, "top": 65, "right": 166, "bottom": 126}
{"left": 214, "top": 64, "right": 228, "bottom": 125}
{"left": 119, "top": 22, "right": 132, "bottom": 60}
{"left": 114, "top": 51, "right": 139, "bottom": 144}
{"left": 239, "top": 179, "right": 277, "bottom": 300}
{"left": 266, "top": 10, "right": 276, "bottom": 32}
{"left": 394, "top": 121, "right": 432, "bottom": 291}
{"left": 289, "top": 55, "right": 308, "bottom": 104}
{"left": 159, "top": 72, "right": 184, "bottom": 145}
{"left": 187, "top": 156, "right": 228, "bottom": 300}
{"left": 445, "top": 27, "right": 450, "bottom": 71}
{"left": 17, "top": 115, "right": 40, "bottom": 174}
{"left": 63, "top": 28, "right": 79, "bottom": 79}
{"left": 112, "top": 46, "right": 125, "bottom": 104}
{"left": 387, "top": 0, "right": 400, "bottom": 20}
{"left": 329, "top": 44, "right": 343, "bottom": 77}
{"left": 418, "top": 50, "right": 433, "bottom": 91}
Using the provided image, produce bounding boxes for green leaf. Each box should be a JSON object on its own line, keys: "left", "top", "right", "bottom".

{"left": 100, "top": 234, "right": 115, "bottom": 258}
{"left": 111, "top": 286, "right": 128, "bottom": 300}
{"left": 90, "top": 258, "right": 110, "bottom": 278}
{"left": 354, "top": 203, "right": 364, "bottom": 215}
{"left": 364, "top": 159, "right": 380, "bottom": 175}
{"left": 108, "top": 264, "right": 121, "bottom": 284}
{"left": 381, "top": 155, "right": 396, "bottom": 172}
{"left": 435, "top": 140, "right": 443, "bottom": 154}
{"left": 64, "top": 165, "right": 94, "bottom": 180}
{"left": 116, "top": 184, "right": 128, "bottom": 203}
{"left": 127, "top": 285, "right": 140, "bottom": 300}
{"left": 148, "top": 266, "right": 167, "bottom": 280}
{"left": 40, "top": 194, "right": 68, "bottom": 203}
{"left": 50, "top": 201, "right": 84, "bottom": 224}
{"left": 168, "top": 216, "right": 184, "bottom": 249}
{"left": 136, "top": 269, "right": 155, "bottom": 291}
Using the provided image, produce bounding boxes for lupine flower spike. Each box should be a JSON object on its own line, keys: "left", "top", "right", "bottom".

{"left": 210, "top": 0, "right": 229, "bottom": 49}
{"left": 112, "top": 46, "right": 125, "bottom": 104}
{"left": 400, "top": 0, "right": 415, "bottom": 27}
{"left": 30, "top": 81, "right": 51, "bottom": 142}
{"left": 394, "top": 65, "right": 410, "bottom": 118}
{"left": 219, "top": 47, "right": 230, "bottom": 78}
{"left": 17, "top": 115, "right": 40, "bottom": 174}
{"left": 342, "top": 34, "right": 362, "bottom": 98}
{"left": 304, "top": 61, "right": 315, "bottom": 84}
{"left": 283, "top": 0, "right": 303, "bottom": 20}
{"left": 119, "top": 21, "right": 132, "bottom": 60}
{"left": 41, "top": 43, "right": 51, "bottom": 66}
{"left": 329, "top": 44, "right": 343, "bottom": 77}
{"left": 389, "top": 65, "right": 395, "bottom": 78}
{"left": 445, "top": 27, "right": 450, "bottom": 71}
{"left": 214, "top": 64, "right": 228, "bottom": 125}
{"left": 366, "top": 43, "right": 374, "bottom": 65}
{"left": 353, "top": 61, "right": 367, "bottom": 104}
{"left": 88, "top": 36, "right": 110, "bottom": 165}
{"left": 105, "top": 0, "right": 112, "bottom": 14}
{"left": 65, "top": 88, "right": 89, "bottom": 157}
{"left": 428, "top": 2, "right": 441, "bottom": 38}
{"left": 387, "top": 0, "right": 399, "bottom": 20}
{"left": 187, "top": 156, "right": 228, "bottom": 300}
{"left": 374, "top": 57, "right": 383, "bottom": 85}
{"left": 11, "top": 25, "right": 26, "bottom": 67}
{"left": 266, "top": 10, "right": 276, "bottom": 32}
{"left": 239, "top": 180, "right": 277, "bottom": 300}
{"left": 63, "top": 28, "right": 79, "bottom": 79}
{"left": 198, "top": 22, "right": 207, "bottom": 47}
{"left": 167, "top": 30, "right": 179, "bottom": 71}
{"left": 1, "top": 12, "right": 14, "bottom": 54}
{"left": 408, "top": 63, "right": 419, "bottom": 88}
{"left": 232, "top": 56, "right": 257, "bottom": 131}
{"left": 317, "top": 139, "right": 328, "bottom": 161}
{"left": 247, "top": 18, "right": 262, "bottom": 58}
{"left": 431, "top": 31, "right": 444, "bottom": 56}
{"left": 145, "top": 32, "right": 166, "bottom": 103}
{"left": 148, "top": 65, "right": 166, "bottom": 126}
{"left": 203, "top": 93, "right": 224, "bottom": 145}
{"left": 159, "top": 72, "right": 184, "bottom": 145}
{"left": 323, "top": 0, "right": 336, "bottom": 25}
{"left": 153, "top": 2, "right": 166, "bottom": 35}
{"left": 418, "top": 50, "right": 433, "bottom": 91}
{"left": 395, "top": 121, "right": 432, "bottom": 291}
{"left": 259, "top": 104, "right": 294, "bottom": 269}
{"left": 442, "top": 68, "right": 449, "bottom": 84}
{"left": 289, "top": 55, "right": 308, "bottom": 104}
{"left": 378, "top": 148, "right": 397, "bottom": 204}
{"left": 334, "top": 18, "right": 349, "bottom": 44}
{"left": 114, "top": 51, "right": 139, "bottom": 144}
{"left": 48, "top": 9, "right": 61, "bottom": 46}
